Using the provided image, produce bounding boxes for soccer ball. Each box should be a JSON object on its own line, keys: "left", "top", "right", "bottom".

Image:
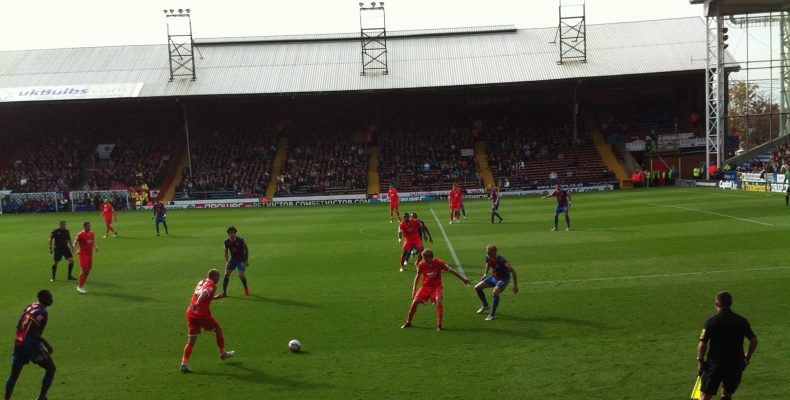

{"left": 288, "top": 339, "right": 301, "bottom": 353}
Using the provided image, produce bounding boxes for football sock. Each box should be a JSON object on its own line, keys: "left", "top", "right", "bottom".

{"left": 461, "top": 208, "right": 466, "bottom": 217}
{"left": 786, "top": 195, "right": 788, "bottom": 206}
{"left": 492, "top": 295, "right": 500, "bottom": 315}
{"left": 163, "top": 221, "right": 169, "bottom": 234}
{"left": 181, "top": 342, "right": 194, "bottom": 364}
{"left": 436, "top": 303, "right": 443, "bottom": 327}
{"left": 40, "top": 368, "right": 54, "bottom": 397}
{"left": 78, "top": 273, "right": 86, "bottom": 288}
{"left": 155, "top": 223, "right": 160, "bottom": 235}
{"left": 494, "top": 212, "right": 502, "bottom": 222}
{"left": 6, "top": 373, "right": 18, "bottom": 399}
{"left": 51, "top": 264, "right": 57, "bottom": 279}
{"left": 215, "top": 332, "right": 225, "bottom": 355}
{"left": 565, "top": 215, "right": 571, "bottom": 228}
{"left": 476, "top": 290, "right": 488, "bottom": 307}
{"left": 240, "top": 276, "right": 248, "bottom": 289}
{"left": 406, "top": 302, "right": 418, "bottom": 323}
{"left": 554, "top": 215, "right": 559, "bottom": 228}
{"left": 222, "top": 276, "right": 229, "bottom": 295}
{"left": 67, "top": 263, "right": 74, "bottom": 277}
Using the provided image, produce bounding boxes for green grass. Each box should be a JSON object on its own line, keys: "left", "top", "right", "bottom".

{"left": 1, "top": 187, "right": 789, "bottom": 399}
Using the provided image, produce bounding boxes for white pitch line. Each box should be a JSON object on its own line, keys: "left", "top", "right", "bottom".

{"left": 649, "top": 203, "right": 774, "bottom": 227}
{"left": 430, "top": 208, "right": 466, "bottom": 277}
{"left": 529, "top": 266, "right": 790, "bottom": 285}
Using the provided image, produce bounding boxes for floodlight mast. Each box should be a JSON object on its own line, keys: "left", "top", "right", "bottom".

{"left": 555, "top": 0, "right": 587, "bottom": 65}
{"left": 359, "top": 2, "right": 389, "bottom": 76}
{"left": 165, "top": 8, "right": 197, "bottom": 81}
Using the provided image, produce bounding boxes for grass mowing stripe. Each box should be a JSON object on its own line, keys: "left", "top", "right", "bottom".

{"left": 429, "top": 208, "right": 465, "bottom": 277}
{"left": 529, "top": 266, "right": 790, "bottom": 285}
{"left": 649, "top": 203, "right": 775, "bottom": 226}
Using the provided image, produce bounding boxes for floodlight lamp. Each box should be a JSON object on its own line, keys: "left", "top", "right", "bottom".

{"left": 178, "top": 9, "right": 183, "bottom": 13}
{"left": 379, "top": 1, "right": 384, "bottom": 6}
{"left": 359, "top": 2, "right": 364, "bottom": 7}
{"left": 163, "top": 9, "right": 168, "bottom": 14}
{"left": 721, "top": 27, "right": 728, "bottom": 34}
{"left": 185, "top": 8, "right": 191, "bottom": 13}
{"left": 371, "top": 2, "right": 376, "bottom": 7}
{"left": 723, "top": 44, "right": 729, "bottom": 50}
{"left": 722, "top": 34, "right": 729, "bottom": 41}
{"left": 169, "top": 9, "right": 174, "bottom": 13}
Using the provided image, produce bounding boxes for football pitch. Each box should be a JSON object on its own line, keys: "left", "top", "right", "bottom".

{"left": 1, "top": 187, "right": 789, "bottom": 399}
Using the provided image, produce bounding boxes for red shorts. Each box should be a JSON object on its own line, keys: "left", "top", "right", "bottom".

{"left": 403, "top": 240, "right": 423, "bottom": 252}
{"left": 390, "top": 201, "right": 399, "bottom": 210}
{"left": 414, "top": 286, "right": 443, "bottom": 304}
{"left": 104, "top": 217, "right": 113, "bottom": 226}
{"left": 450, "top": 203, "right": 461, "bottom": 211}
{"left": 186, "top": 314, "right": 220, "bottom": 336}
{"left": 79, "top": 255, "right": 93, "bottom": 271}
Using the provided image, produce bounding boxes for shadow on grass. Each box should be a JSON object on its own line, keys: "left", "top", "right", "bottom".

{"left": 441, "top": 326, "right": 544, "bottom": 339}
{"left": 238, "top": 295, "right": 323, "bottom": 309}
{"left": 87, "top": 291, "right": 154, "bottom": 302}
{"left": 504, "top": 314, "right": 614, "bottom": 329}
{"left": 191, "top": 361, "right": 334, "bottom": 390}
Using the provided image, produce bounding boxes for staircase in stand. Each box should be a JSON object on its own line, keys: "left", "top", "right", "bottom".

{"left": 474, "top": 141, "right": 495, "bottom": 189}
{"left": 265, "top": 136, "right": 289, "bottom": 199}
{"left": 367, "top": 146, "right": 380, "bottom": 195}
{"left": 590, "top": 129, "right": 628, "bottom": 184}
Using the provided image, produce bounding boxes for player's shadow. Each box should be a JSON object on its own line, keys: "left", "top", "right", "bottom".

{"left": 241, "top": 295, "right": 323, "bottom": 309}
{"left": 509, "top": 314, "right": 614, "bottom": 329}
{"left": 192, "top": 361, "right": 334, "bottom": 390}
{"left": 89, "top": 280, "right": 122, "bottom": 288}
{"left": 87, "top": 291, "right": 153, "bottom": 303}
{"left": 443, "top": 326, "right": 544, "bottom": 339}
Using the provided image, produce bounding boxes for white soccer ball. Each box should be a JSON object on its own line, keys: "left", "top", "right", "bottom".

{"left": 288, "top": 339, "right": 301, "bottom": 353}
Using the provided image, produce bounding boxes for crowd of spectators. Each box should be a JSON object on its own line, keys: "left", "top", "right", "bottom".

{"left": 178, "top": 123, "right": 277, "bottom": 198}
{"left": 276, "top": 130, "right": 368, "bottom": 197}
{"left": 378, "top": 118, "right": 479, "bottom": 192}
{"left": 0, "top": 133, "right": 91, "bottom": 193}
{"left": 87, "top": 125, "right": 175, "bottom": 191}
{"left": 735, "top": 141, "right": 790, "bottom": 175}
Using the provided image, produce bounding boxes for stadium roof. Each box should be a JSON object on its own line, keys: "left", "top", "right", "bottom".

{"left": 0, "top": 17, "right": 728, "bottom": 102}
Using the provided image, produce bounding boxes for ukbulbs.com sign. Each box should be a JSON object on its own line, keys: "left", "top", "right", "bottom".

{"left": 0, "top": 83, "right": 144, "bottom": 102}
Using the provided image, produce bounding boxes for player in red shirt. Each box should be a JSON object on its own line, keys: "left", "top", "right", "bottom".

{"left": 72, "top": 221, "right": 98, "bottom": 294}
{"left": 180, "top": 269, "right": 235, "bottom": 373}
{"left": 398, "top": 213, "right": 424, "bottom": 272}
{"left": 401, "top": 249, "right": 470, "bottom": 331}
{"left": 448, "top": 184, "right": 463, "bottom": 224}
{"left": 387, "top": 185, "right": 401, "bottom": 223}
{"left": 99, "top": 199, "right": 118, "bottom": 238}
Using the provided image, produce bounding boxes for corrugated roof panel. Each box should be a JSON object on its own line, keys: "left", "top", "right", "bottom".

{"left": 0, "top": 17, "right": 716, "bottom": 101}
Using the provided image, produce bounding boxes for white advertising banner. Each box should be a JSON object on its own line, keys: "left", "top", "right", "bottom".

{"left": 0, "top": 83, "right": 144, "bottom": 102}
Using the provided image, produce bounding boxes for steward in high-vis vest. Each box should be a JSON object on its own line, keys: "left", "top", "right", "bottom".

{"left": 693, "top": 167, "right": 701, "bottom": 179}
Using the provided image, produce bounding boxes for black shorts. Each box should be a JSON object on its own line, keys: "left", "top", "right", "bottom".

{"left": 701, "top": 362, "right": 744, "bottom": 395}
{"left": 53, "top": 247, "right": 72, "bottom": 262}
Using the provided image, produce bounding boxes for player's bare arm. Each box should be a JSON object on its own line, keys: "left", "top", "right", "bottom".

{"left": 411, "top": 272, "right": 421, "bottom": 298}
{"left": 26, "top": 320, "right": 53, "bottom": 354}
{"left": 696, "top": 338, "right": 708, "bottom": 374}
{"left": 190, "top": 290, "right": 210, "bottom": 312}
{"left": 397, "top": 230, "right": 403, "bottom": 242}
{"left": 224, "top": 247, "right": 229, "bottom": 263}
{"left": 507, "top": 263, "right": 519, "bottom": 293}
{"left": 541, "top": 192, "right": 553, "bottom": 199}
{"left": 745, "top": 335, "right": 758, "bottom": 367}
{"left": 448, "top": 267, "right": 471, "bottom": 286}
{"left": 243, "top": 242, "right": 250, "bottom": 266}
{"left": 481, "top": 263, "right": 491, "bottom": 280}
{"left": 48, "top": 234, "right": 54, "bottom": 254}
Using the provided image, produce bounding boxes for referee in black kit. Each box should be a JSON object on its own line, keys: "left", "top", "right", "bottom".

{"left": 696, "top": 292, "right": 758, "bottom": 400}
{"left": 49, "top": 220, "right": 76, "bottom": 281}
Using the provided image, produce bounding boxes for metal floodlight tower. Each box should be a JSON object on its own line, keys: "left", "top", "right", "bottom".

{"left": 359, "top": 2, "right": 389, "bottom": 76}
{"left": 704, "top": 3, "right": 726, "bottom": 178}
{"left": 782, "top": 8, "right": 790, "bottom": 136}
{"left": 164, "top": 8, "right": 197, "bottom": 81}
{"left": 555, "top": 0, "right": 587, "bottom": 64}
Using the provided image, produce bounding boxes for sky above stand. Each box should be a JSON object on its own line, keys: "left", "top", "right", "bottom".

{"left": 0, "top": 0, "right": 703, "bottom": 51}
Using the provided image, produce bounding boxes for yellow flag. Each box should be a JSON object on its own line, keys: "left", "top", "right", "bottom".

{"left": 690, "top": 375, "right": 702, "bottom": 399}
